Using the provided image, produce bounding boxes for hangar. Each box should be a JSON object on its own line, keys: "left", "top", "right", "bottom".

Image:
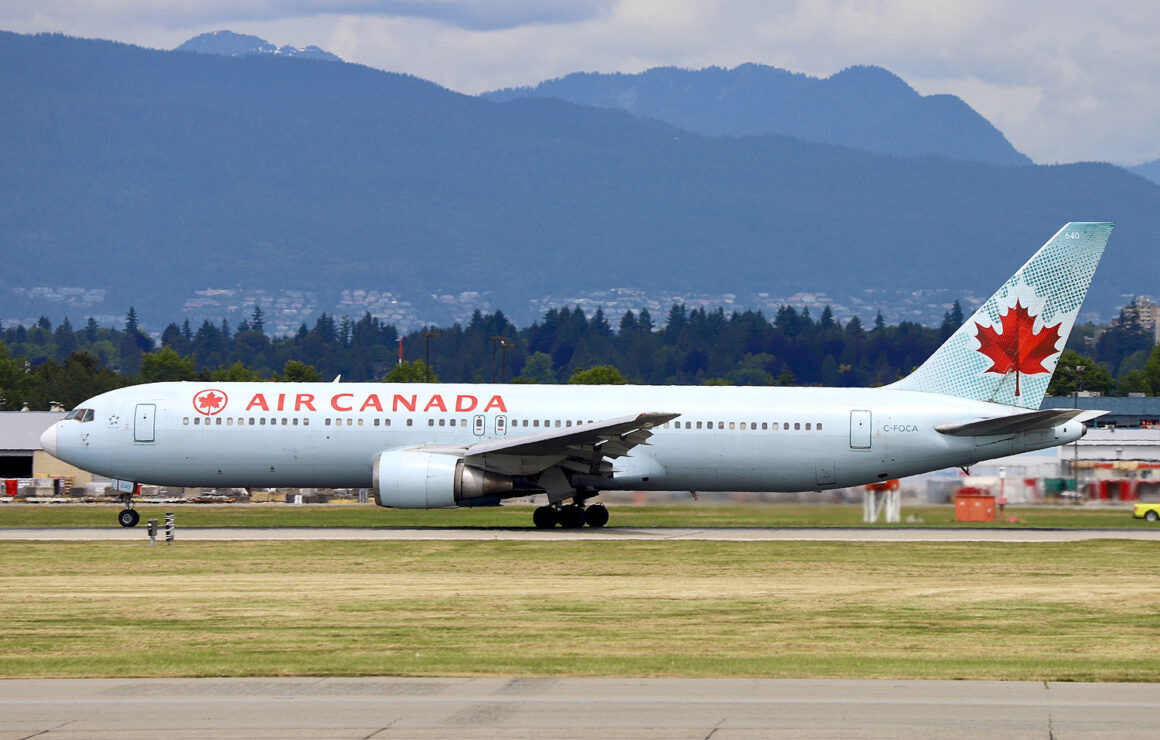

{"left": 0, "top": 410, "right": 92, "bottom": 485}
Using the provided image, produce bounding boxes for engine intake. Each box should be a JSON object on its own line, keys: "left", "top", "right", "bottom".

{"left": 372, "top": 450, "right": 513, "bottom": 509}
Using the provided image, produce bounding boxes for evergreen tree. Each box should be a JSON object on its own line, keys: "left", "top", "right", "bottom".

{"left": 250, "top": 304, "right": 265, "bottom": 334}
{"left": 55, "top": 317, "right": 77, "bottom": 357}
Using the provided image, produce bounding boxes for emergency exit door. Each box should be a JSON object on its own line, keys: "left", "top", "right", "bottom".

{"left": 134, "top": 403, "right": 156, "bottom": 443}
{"left": 850, "top": 409, "right": 871, "bottom": 449}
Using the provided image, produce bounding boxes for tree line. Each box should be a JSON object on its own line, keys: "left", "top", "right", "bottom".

{"left": 2, "top": 301, "right": 1159, "bottom": 412}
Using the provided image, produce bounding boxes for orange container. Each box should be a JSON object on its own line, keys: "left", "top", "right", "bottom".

{"left": 954, "top": 491, "right": 995, "bottom": 522}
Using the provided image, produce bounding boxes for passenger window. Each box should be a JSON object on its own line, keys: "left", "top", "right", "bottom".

{"left": 406, "top": 419, "right": 413, "bottom": 427}
{"left": 805, "top": 423, "right": 811, "bottom": 430}
{"left": 817, "top": 422, "right": 823, "bottom": 431}
{"left": 566, "top": 420, "right": 572, "bottom": 427}
{"left": 374, "top": 418, "right": 380, "bottom": 427}
{"left": 428, "top": 419, "right": 435, "bottom": 426}
{"left": 794, "top": 422, "right": 801, "bottom": 430}
{"left": 183, "top": 417, "right": 189, "bottom": 425}
{"left": 358, "top": 418, "right": 364, "bottom": 427}
{"left": 282, "top": 418, "right": 288, "bottom": 426}
{"left": 533, "top": 420, "right": 540, "bottom": 427}
{"left": 293, "top": 418, "right": 299, "bottom": 426}
{"left": 696, "top": 421, "right": 703, "bottom": 430}
{"left": 227, "top": 418, "right": 233, "bottom": 426}
{"left": 304, "top": 418, "right": 310, "bottom": 426}
{"left": 439, "top": 419, "right": 446, "bottom": 427}
{"left": 762, "top": 422, "right": 768, "bottom": 430}
{"left": 325, "top": 418, "right": 331, "bottom": 426}
{"left": 385, "top": 418, "right": 391, "bottom": 427}
{"left": 260, "top": 418, "right": 266, "bottom": 426}
{"left": 718, "top": 422, "right": 725, "bottom": 430}
{"left": 216, "top": 418, "right": 222, "bottom": 425}
{"left": 730, "top": 422, "right": 737, "bottom": 430}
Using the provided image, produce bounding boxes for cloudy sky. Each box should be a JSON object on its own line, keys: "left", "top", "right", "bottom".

{"left": 3, "top": 1, "right": 1158, "bottom": 165}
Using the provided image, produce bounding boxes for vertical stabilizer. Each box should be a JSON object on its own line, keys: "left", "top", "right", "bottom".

{"left": 891, "top": 222, "right": 1113, "bottom": 409}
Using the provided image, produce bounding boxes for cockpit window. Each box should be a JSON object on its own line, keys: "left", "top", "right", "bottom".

{"left": 65, "top": 408, "right": 94, "bottom": 422}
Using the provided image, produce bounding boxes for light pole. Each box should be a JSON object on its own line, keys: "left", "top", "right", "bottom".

{"left": 422, "top": 331, "right": 441, "bottom": 383}
{"left": 1072, "top": 364, "right": 1085, "bottom": 500}
{"left": 487, "top": 336, "right": 515, "bottom": 382}
{"left": 500, "top": 340, "right": 512, "bottom": 382}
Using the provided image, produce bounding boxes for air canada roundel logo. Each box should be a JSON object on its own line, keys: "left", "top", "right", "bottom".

{"left": 193, "top": 389, "right": 228, "bottom": 416}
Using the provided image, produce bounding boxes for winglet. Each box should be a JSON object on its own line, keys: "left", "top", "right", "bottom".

{"left": 891, "top": 222, "right": 1113, "bottom": 409}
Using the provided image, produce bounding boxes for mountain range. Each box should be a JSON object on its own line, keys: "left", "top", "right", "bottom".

{"left": 2, "top": 30, "right": 1159, "bottom": 330}
{"left": 483, "top": 65, "right": 1031, "bottom": 166}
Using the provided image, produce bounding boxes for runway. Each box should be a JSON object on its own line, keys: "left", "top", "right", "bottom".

{"left": 1, "top": 677, "right": 1155, "bottom": 738}
{"left": 1, "top": 525, "right": 1159, "bottom": 541}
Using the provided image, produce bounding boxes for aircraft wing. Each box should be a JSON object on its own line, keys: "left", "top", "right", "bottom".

{"left": 409, "top": 412, "right": 679, "bottom": 478}
{"left": 935, "top": 408, "right": 1105, "bottom": 437}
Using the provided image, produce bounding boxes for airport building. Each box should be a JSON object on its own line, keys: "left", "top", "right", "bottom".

{"left": 0, "top": 410, "right": 97, "bottom": 497}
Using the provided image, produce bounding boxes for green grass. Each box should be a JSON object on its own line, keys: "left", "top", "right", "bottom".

{"left": 0, "top": 501, "right": 1148, "bottom": 528}
{"left": 0, "top": 539, "right": 1157, "bottom": 681}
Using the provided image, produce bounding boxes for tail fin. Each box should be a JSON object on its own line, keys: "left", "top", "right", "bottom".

{"left": 891, "top": 222, "right": 1113, "bottom": 409}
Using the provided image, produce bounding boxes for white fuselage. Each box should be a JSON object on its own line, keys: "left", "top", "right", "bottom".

{"left": 43, "top": 382, "right": 1083, "bottom": 493}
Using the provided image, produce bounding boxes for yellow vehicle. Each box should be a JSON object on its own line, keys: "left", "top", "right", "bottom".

{"left": 1132, "top": 503, "right": 1160, "bottom": 522}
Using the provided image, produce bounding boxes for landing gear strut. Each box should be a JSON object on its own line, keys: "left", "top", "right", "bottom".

{"left": 117, "top": 492, "right": 140, "bottom": 528}
{"left": 532, "top": 502, "right": 610, "bottom": 528}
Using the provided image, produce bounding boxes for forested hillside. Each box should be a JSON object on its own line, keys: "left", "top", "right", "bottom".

{"left": 3, "top": 31, "right": 1160, "bottom": 326}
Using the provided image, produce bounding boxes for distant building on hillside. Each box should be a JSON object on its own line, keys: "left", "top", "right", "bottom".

{"left": 1113, "top": 295, "right": 1160, "bottom": 342}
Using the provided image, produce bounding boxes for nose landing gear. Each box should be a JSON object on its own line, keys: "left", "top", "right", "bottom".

{"left": 117, "top": 492, "right": 140, "bottom": 528}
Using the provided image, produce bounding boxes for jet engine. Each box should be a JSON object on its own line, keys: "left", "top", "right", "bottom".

{"left": 372, "top": 450, "right": 513, "bottom": 508}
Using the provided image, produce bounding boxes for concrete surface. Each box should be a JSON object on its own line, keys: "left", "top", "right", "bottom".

{"left": 1, "top": 677, "right": 1156, "bottom": 738}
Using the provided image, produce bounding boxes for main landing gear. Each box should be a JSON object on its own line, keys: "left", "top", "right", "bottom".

{"left": 532, "top": 502, "right": 609, "bottom": 529}
{"left": 117, "top": 492, "right": 140, "bottom": 528}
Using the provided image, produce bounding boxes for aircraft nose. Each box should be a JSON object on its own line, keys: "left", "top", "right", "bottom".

{"left": 40, "top": 424, "right": 58, "bottom": 457}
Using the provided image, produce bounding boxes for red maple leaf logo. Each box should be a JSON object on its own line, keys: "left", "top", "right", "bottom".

{"left": 193, "top": 389, "right": 228, "bottom": 415}
{"left": 974, "top": 300, "right": 1062, "bottom": 396}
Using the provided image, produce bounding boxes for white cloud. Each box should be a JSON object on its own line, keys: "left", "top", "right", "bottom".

{"left": 3, "top": 0, "right": 1160, "bottom": 163}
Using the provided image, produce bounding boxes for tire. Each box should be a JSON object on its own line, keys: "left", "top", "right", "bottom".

{"left": 118, "top": 509, "right": 140, "bottom": 528}
{"left": 558, "top": 504, "right": 586, "bottom": 529}
{"left": 532, "top": 506, "right": 558, "bottom": 529}
{"left": 585, "top": 504, "right": 609, "bottom": 528}
{"left": 1145, "top": 510, "right": 1159, "bottom": 522}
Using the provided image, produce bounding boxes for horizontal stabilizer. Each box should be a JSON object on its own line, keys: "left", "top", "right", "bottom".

{"left": 935, "top": 408, "right": 1105, "bottom": 437}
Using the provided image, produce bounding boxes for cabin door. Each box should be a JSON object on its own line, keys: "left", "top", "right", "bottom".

{"left": 850, "top": 410, "right": 871, "bottom": 449}
{"left": 134, "top": 403, "right": 156, "bottom": 443}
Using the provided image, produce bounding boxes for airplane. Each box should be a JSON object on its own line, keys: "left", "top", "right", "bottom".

{"left": 40, "top": 222, "right": 1113, "bottom": 529}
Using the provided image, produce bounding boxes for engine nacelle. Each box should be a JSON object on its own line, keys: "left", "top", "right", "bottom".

{"left": 372, "top": 450, "right": 514, "bottom": 509}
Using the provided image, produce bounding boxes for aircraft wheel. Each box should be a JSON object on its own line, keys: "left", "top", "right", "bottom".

{"left": 118, "top": 509, "right": 140, "bottom": 528}
{"left": 585, "top": 504, "right": 609, "bottom": 528}
{"left": 1146, "top": 510, "right": 1159, "bottom": 522}
{"left": 558, "top": 504, "right": 586, "bottom": 529}
{"left": 533, "top": 506, "right": 558, "bottom": 528}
